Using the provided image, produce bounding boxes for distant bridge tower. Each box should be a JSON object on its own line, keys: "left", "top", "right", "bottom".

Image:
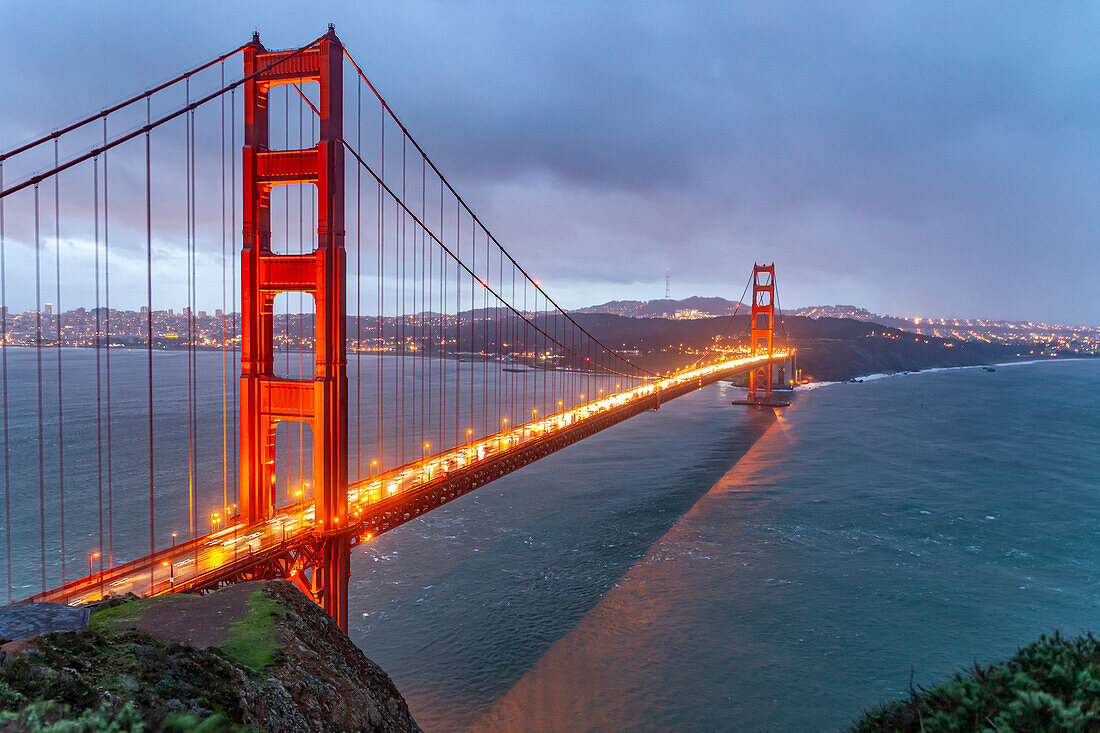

{"left": 240, "top": 27, "right": 349, "bottom": 630}
{"left": 747, "top": 264, "right": 775, "bottom": 401}
{"left": 732, "top": 262, "right": 790, "bottom": 408}
{"left": 665, "top": 268, "right": 671, "bottom": 299}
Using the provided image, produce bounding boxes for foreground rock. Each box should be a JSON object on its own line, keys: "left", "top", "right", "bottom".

{"left": 852, "top": 631, "right": 1100, "bottom": 731}
{"left": 0, "top": 580, "right": 421, "bottom": 732}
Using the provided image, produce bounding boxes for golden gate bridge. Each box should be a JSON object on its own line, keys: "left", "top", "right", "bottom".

{"left": 0, "top": 27, "right": 790, "bottom": 631}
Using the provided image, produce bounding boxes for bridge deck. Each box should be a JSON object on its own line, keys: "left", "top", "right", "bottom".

{"left": 25, "top": 352, "right": 788, "bottom": 606}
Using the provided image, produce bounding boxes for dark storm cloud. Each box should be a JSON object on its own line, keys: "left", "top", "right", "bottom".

{"left": 1, "top": 2, "right": 1098, "bottom": 322}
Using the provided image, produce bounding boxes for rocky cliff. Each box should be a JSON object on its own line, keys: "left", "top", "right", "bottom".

{"left": 0, "top": 581, "right": 420, "bottom": 732}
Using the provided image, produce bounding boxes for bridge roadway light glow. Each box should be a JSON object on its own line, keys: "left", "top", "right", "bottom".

{"left": 29, "top": 352, "right": 789, "bottom": 607}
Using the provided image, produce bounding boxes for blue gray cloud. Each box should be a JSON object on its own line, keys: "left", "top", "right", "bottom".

{"left": 1, "top": 1, "right": 1097, "bottom": 322}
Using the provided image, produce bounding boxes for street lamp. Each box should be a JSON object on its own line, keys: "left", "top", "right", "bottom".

{"left": 89, "top": 552, "right": 100, "bottom": 577}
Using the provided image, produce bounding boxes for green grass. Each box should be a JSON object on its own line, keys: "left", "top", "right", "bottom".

{"left": 87, "top": 598, "right": 153, "bottom": 633}
{"left": 853, "top": 632, "right": 1100, "bottom": 732}
{"left": 219, "top": 590, "right": 284, "bottom": 670}
{"left": 88, "top": 595, "right": 195, "bottom": 634}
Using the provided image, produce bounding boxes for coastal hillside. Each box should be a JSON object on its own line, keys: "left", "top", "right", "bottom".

{"left": 568, "top": 312, "right": 1034, "bottom": 381}
{"left": 853, "top": 632, "right": 1100, "bottom": 731}
{"left": 0, "top": 581, "right": 420, "bottom": 732}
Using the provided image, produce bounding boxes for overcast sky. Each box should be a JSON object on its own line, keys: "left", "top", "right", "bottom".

{"left": 1, "top": 2, "right": 1098, "bottom": 323}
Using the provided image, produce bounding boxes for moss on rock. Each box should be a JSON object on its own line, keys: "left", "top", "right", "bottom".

{"left": 0, "top": 581, "right": 420, "bottom": 732}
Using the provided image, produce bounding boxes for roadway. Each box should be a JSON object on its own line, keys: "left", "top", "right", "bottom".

{"left": 24, "top": 351, "right": 789, "bottom": 606}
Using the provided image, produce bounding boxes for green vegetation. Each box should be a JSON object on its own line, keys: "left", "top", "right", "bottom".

{"left": 219, "top": 590, "right": 285, "bottom": 670}
{"left": 86, "top": 597, "right": 156, "bottom": 634}
{"left": 854, "top": 632, "right": 1100, "bottom": 732}
{"left": 0, "top": 699, "right": 237, "bottom": 731}
{"left": 0, "top": 623, "right": 252, "bottom": 730}
{"left": 0, "top": 581, "right": 421, "bottom": 731}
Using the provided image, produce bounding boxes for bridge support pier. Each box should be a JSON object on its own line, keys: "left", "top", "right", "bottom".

{"left": 316, "top": 535, "right": 350, "bottom": 632}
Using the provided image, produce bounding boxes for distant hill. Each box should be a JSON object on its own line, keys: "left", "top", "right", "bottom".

{"left": 790, "top": 304, "right": 1100, "bottom": 353}
{"left": 574, "top": 297, "right": 1100, "bottom": 355}
{"left": 573, "top": 296, "right": 747, "bottom": 319}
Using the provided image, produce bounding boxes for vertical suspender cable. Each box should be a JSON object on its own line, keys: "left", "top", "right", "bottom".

{"left": 419, "top": 157, "right": 426, "bottom": 456}
{"left": 146, "top": 98, "right": 156, "bottom": 571}
{"left": 34, "top": 185, "right": 46, "bottom": 592}
{"left": 0, "top": 161, "right": 10, "bottom": 603}
{"left": 470, "top": 218, "right": 475, "bottom": 437}
{"left": 221, "top": 61, "right": 229, "bottom": 517}
{"left": 103, "top": 120, "right": 113, "bottom": 566}
{"left": 400, "top": 136, "right": 406, "bottom": 465}
{"left": 185, "top": 83, "right": 195, "bottom": 539}
{"left": 423, "top": 159, "right": 430, "bottom": 456}
{"left": 397, "top": 145, "right": 403, "bottom": 463}
{"left": 54, "top": 141, "right": 66, "bottom": 583}
{"left": 231, "top": 88, "right": 238, "bottom": 510}
{"left": 190, "top": 105, "right": 198, "bottom": 541}
{"left": 488, "top": 231, "right": 492, "bottom": 431}
{"left": 416, "top": 156, "right": 423, "bottom": 458}
{"left": 377, "top": 107, "right": 384, "bottom": 472}
{"left": 455, "top": 200, "right": 460, "bottom": 448}
{"left": 356, "top": 78, "right": 361, "bottom": 481}
{"left": 435, "top": 177, "right": 441, "bottom": 448}
{"left": 93, "top": 158, "right": 104, "bottom": 578}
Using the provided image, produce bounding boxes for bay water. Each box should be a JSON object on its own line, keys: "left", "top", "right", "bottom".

{"left": 2, "top": 350, "right": 1098, "bottom": 730}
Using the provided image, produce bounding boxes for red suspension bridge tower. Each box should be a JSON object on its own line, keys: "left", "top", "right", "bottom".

{"left": 240, "top": 27, "right": 349, "bottom": 629}
{"left": 733, "top": 263, "right": 790, "bottom": 408}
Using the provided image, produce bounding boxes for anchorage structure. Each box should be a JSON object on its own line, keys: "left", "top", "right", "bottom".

{"left": 240, "top": 27, "right": 349, "bottom": 628}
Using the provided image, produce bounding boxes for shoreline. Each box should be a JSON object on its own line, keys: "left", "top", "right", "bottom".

{"left": 798, "top": 355, "right": 1095, "bottom": 391}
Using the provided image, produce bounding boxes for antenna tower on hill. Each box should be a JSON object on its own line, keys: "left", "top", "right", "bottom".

{"left": 665, "top": 268, "right": 671, "bottom": 299}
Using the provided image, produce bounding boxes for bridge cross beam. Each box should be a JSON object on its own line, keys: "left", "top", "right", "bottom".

{"left": 240, "top": 26, "right": 349, "bottom": 631}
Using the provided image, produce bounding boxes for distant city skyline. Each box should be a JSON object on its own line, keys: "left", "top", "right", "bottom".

{"left": 4, "top": 297, "right": 1096, "bottom": 357}
{"left": 2, "top": 3, "right": 1099, "bottom": 323}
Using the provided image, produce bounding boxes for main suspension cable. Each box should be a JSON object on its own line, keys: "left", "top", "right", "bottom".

{"left": 0, "top": 44, "right": 248, "bottom": 164}
{"left": 0, "top": 36, "right": 325, "bottom": 201}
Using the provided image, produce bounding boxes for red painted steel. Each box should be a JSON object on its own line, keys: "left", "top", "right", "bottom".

{"left": 240, "top": 26, "right": 349, "bottom": 630}
{"left": 748, "top": 264, "right": 776, "bottom": 401}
